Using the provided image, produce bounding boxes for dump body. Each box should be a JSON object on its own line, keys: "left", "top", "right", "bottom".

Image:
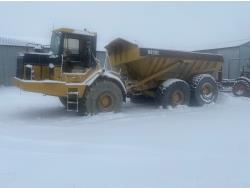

{"left": 106, "top": 38, "right": 223, "bottom": 94}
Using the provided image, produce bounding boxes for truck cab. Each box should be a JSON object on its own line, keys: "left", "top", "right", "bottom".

{"left": 16, "top": 28, "right": 98, "bottom": 81}
{"left": 13, "top": 28, "right": 126, "bottom": 115}
{"left": 51, "top": 28, "right": 97, "bottom": 73}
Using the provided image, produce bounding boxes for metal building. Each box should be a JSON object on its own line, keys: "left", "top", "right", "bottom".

{"left": 0, "top": 37, "right": 36, "bottom": 86}
{"left": 0, "top": 36, "right": 106, "bottom": 86}
{"left": 196, "top": 41, "right": 250, "bottom": 79}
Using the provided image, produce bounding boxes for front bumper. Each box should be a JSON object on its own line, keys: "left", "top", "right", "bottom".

{"left": 13, "top": 77, "right": 86, "bottom": 97}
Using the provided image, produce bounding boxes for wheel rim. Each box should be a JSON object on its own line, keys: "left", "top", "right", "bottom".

{"left": 97, "top": 92, "right": 114, "bottom": 111}
{"left": 200, "top": 82, "right": 214, "bottom": 102}
{"left": 171, "top": 90, "right": 185, "bottom": 106}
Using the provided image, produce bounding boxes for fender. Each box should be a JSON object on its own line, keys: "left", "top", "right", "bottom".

{"left": 83, "top": 69, "right": 127, "bottom": 101}
{"left": 236, "top": 76, "right": 250, "bottom": 83}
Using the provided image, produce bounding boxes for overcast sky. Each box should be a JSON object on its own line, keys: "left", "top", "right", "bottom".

{"left": 1, "top": 1, "right": 250, "bottom": 51}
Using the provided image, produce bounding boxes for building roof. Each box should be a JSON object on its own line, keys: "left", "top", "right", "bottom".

{"left": 0, "top": 37, "right": 29, "bottom": 47}
{"left": 196, "top": 39, "right": 250, "bottom": 51}
{"left": 0, "top": 37, "right": 41, "bottom": 47}
{"left": 53, "top": 28, "right": 96, "bottom": 37}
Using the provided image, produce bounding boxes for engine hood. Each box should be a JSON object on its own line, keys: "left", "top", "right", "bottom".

{"left": 21, "top": 52, "right": 60, "bottom": 65}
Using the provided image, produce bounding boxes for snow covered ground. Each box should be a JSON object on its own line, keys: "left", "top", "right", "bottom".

{"left": 0, "top": 86, "right": 250, "bottom": 188}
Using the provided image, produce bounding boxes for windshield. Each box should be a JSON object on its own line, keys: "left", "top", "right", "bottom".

{"left": 50, "top": 32, "right": 61, "bottom": 55}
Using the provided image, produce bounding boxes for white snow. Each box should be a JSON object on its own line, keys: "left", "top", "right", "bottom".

{"left": 25, "top": 64, "right": 33, "bottom": 69}
{"left": 27, "top": 51, "right": 51, "bottom": 55}
{"left": 191, "top": 74, "right": 216, "bottom": 89}
{"left": 194, "top": 73, "right": 216, "bottom": 82}
{"left": 237, "top": 76, "right": 250, "bottom": 82}
{"left": 14, "top": 77, "right": 65, "bottom": 84}
{"left": 49, "top": 63, "right": 55, "bottom": 69}
{"left": 161, "top": 78, "right": 187, "bottom": 88}
{"left": 0, "top": 87, "right": 250, "bottom": 188}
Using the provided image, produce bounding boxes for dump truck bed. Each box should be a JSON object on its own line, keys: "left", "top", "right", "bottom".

{"left": 106, "top": 38, "right": 223, "bottom": 92}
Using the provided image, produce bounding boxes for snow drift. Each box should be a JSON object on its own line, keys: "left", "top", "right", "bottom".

{"left": 0, "top": 87, "right": 249, "bottom": 188}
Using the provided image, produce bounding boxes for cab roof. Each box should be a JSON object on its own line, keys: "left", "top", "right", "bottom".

{"left": 53, "top": 28, "right": 96, "bottom": 37}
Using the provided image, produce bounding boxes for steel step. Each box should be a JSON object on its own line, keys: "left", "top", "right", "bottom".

{"left": 68, "top": 91, "right": 79, "bottom": 95}
{"left": 67, "top": 101, "right": 77, "bottom": 104}
{"left": 67, "top": 88, "right": 79, "bottom": 112}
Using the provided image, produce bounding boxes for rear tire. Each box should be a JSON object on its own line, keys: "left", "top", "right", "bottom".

{"left": 79, "top": 79, "right": 123, "bottom": 115}
{"left": 190, "top": 74, "right": 218, "bottom": 106}
{"left": 158, "top": 79, "right": 190, "bottom": 108}
{"left": 233, "top": 78, "right": 250, "bottom": 97}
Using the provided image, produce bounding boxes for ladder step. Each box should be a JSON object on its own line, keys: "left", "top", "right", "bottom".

{"left": 67, "top": 88, "right": 79, "bottom": 112}
{"left": 67, "top": 109, "right": 78, "bottom": 112}
{"left": 67, "top": 101, "right": 77, "bottom": 104}
{"left": 68, "top": 92, "right": 79, "bottom": 95}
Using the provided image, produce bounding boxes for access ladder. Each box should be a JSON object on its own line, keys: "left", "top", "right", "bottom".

{"left": 67, "top": 88, "right": 79, "bottom": 112}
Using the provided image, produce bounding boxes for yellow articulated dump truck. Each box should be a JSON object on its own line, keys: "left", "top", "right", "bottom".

{"left": 13, "top": 28, "right": 223, "bottom": 115}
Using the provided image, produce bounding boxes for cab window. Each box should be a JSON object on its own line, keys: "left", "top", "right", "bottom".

{"left": 64, "top": 38, "right": 80, "bottom": 55}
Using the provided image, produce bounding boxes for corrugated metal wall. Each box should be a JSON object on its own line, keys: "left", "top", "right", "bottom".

{"left": 216, "top": 47, "right": 240, "bottom": 79}
{"left": 239, "top": 42, "right": 250, "bottom": 73}
{"left": 197, "top": 43, "right": 250, "bottom": 79}
{"left": 0, "top": 45, "right": 28, "bottom": 86}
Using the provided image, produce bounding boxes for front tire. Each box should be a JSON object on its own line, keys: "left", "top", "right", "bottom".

{"left": 80, "top": 79, "right": 123, "bottom": 115}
